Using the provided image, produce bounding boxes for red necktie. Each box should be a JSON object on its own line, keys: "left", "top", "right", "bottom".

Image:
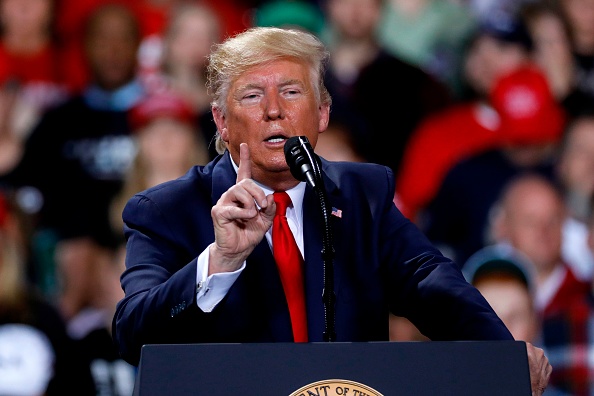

{"left": 272, "top": 192, "right": 308, "bottom": 342}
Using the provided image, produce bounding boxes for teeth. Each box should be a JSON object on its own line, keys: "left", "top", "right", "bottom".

{"left": 267, "top": 137, "right": 285, "bottom": 143}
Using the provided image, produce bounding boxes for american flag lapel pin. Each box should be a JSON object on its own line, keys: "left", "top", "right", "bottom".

{"left": 331, "top": 207, "right": 342, "bottom": 218}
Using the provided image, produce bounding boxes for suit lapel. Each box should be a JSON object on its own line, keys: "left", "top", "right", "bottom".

{"left": 211, "top": 152, "right": 237, "bottom": 205}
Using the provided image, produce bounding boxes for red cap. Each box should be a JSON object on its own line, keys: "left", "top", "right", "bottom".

{"left": 129, "top": 90, "right": 196, "bottom": 130}
{"left": 490, "top": 65, "right": 566, "bottom": 145}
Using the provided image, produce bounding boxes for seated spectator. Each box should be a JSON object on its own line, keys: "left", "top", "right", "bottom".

{"left": 521, "top": 1, "right": 593, "bottom": 117}
{"left": 0, "top": 190, "right": 94, "bottom": 395}
{"left": 0, "top": 0, "right": 70, "bottom": 177}
{"left": 422, "top": 65, "right": 566, "bottom": 263}
{"left": 557, "top": 0, "right": 594, "bottom": 116}
{"left": 555, "top": 115, "right": 594, "bottom": 282}
{"left": 488, "top": 174, "right": 592, "bottom": 393}
{"left": 155, "top": 1, "right": 224, "bottom": 159}
{"left": 489, "top": 174, "right": 589, "bottom": 315}
{"left": 377, "top": 0, "right": 477, "bottom": 96}
{"left": 395, "top": 12, "right": 536, "bottom": 222}
{"left": 109, "top": 90, "right": 211, "bottom": 240}
{"left": 62, "top": 239, "right": 136, "bottom": 395}
{"left": 463, "top": 243, "right": 539, "bottom": 342}
{"left": 3, "top": 2, "right": 144, "bottom": 318}
{"left": 318, "top": 0, "right": 451, "bottom": 174}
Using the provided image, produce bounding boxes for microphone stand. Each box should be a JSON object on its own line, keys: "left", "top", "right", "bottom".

{"left": 308, "top": 154, "right": 336, "bottom": 342}
{"left": 284, "top": 136, "right": 336, "bottom": 342}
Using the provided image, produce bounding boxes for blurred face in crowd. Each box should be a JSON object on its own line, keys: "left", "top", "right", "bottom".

{"left": 165, "top": 5, "right": 220, "bottom": 71}
{"left": 138, "top": 118, "right": 197, "bottom": 173}
{"left": 475, "top": 275, "right": 538, "bottom": 342}
{"left": 327, "top": 0, "right": 381, "bottom": 39}
{"left": 558, "top": 117, "right": 594, "bottom": 200}
{"left": 526, "top": 9, "right": 574, "bottom": 98}
{"left": 213, "top": 58, "right": 330, "bottom": 190}
{"left": 494, "top": 177, "right": 565, "bottom": 275}
{"left": 0, "top": 0, "right": 52, "bottom": 39}
{"left": 561, "top": 0, "right": 594, "bottom": 53}
{"left": 84, "top": 5, "right": 140, "bottom": 91}
{"left": 464, "top": 35, "right": 529, "bottom": 96}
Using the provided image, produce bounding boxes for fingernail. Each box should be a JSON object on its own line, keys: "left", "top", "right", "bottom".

{"left": 262, "top": 199, "right": 268, "bottom": 208}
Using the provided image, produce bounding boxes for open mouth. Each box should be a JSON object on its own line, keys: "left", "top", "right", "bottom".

{"left": 265, "top": 135, "right": 287, "bottom": 144}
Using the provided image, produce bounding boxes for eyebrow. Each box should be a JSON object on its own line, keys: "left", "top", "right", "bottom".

{"left": 235, "top": 79, "right": 305, "bottom": 93}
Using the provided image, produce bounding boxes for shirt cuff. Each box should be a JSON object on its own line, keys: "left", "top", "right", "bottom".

{"left": 195, "top": 243, "right": 245, "bottom": 312}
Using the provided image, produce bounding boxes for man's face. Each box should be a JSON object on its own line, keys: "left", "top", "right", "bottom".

{"left": 503, "top": 182, "right": 564, "bottom": 272}
{"left": 464, "top": 35, "right": 529, "bottom": 96}
{"left": 214, "top": 58, "right": 330, "bottom": 189}
{"left": 328, "top": 0, "right": 381, "bottom": 40}
{"left": 475, "top": 277, "right": 537, "bottom": 342}
{"left": 558, "top": 119, "right": 594, "bottom": 197}
{"left": 85, "top": 8, "right": 139, "bottom": 91}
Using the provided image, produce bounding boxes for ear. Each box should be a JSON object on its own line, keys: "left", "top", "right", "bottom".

{"left": 212, "top": 106, "right": 229, "bottom": 141}
{"left": 318, "top": 103, "right": 330, "bottom": 133}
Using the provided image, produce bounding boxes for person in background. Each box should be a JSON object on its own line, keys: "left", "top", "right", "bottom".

{"left": 3, "top": 2, "right": 144, "bottom": 320}
{"left": 0, "top": 0, "right": 70, "bottom": 178}
{"left": 112, "top": 26, "right": 551, "bottom": 395}
{"left": 422, "top": 64, "right": 566, "bottom": 264}
{"left": 463, "top": 244, "right": 539, "bottom": 343}
{"left": 554, "top": 115, "right": 594, "bottom": 282}
{"left": 377, "top": 0, "right": 477, "bottom": 96}
{"left": 521, "top": 1, "right": 594, "bottom": 117}
{"left": 319, "top": 0, "right": 451, "bottom": 175}
{"left": 314, "top": 120, "right": 366, "bottom": 163}
{"left": 395, "top": 11, "right": 536, "bottom": 222}
{"left": 63, "top": 238, "right": 136, "bottom": 396}
{"left": 109, "top": 90, "right": 211, "bottom": 241}
{"left": 0, "top": 190, "right": 95, "bottom": 395}
{"left": 488, "top": 173, "right": 594, "bottom": 394}
{"left": 557, "top": 0, "right": 594, "bottom": 114}
{"left": 155, "top": 2, "right": 224, "bottom": 159}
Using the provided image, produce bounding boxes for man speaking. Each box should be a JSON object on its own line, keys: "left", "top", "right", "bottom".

{"left": 112, "top": 26, "right": 551, "bottom": 395}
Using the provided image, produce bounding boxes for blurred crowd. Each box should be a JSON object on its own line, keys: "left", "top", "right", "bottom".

{"left": 0, "top": 0, "right": 593, "bottom": 394}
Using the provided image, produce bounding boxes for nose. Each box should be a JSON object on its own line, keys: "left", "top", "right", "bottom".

{"left": 263, "top": 90, "right": 284, "bottom": 120}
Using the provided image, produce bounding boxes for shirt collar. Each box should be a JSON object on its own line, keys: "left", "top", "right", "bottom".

{"left": 83, "top": 79, "right": 144, "bottom": 111}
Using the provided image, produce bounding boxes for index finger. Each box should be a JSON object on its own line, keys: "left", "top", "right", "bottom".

{"left": 236, "top": 143, "right": 252, "bottom": 183}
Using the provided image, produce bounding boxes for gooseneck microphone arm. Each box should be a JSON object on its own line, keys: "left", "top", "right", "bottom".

{"left": 284, "top": 136, "right": 336, "bottom": 342}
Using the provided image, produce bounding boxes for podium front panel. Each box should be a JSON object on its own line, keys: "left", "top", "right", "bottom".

{"left": 134, "top": 341, "right": 530, "bottom": 396}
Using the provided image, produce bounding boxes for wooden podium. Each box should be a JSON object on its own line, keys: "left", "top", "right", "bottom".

{"left": 133, "top": 341, "right": 531, "bottom": 395}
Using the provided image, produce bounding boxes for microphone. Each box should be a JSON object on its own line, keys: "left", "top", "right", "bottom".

{"left": 284, "top": 136, "right": 319, "bottom": 189}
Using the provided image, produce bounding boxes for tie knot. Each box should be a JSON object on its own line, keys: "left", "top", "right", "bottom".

{"left": 273, "top": 191, "right": 292, "bottom": 216}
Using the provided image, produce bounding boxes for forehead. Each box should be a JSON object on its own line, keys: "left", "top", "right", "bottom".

{"left": 231, "top": 58, "right": 311, "bottom": 87}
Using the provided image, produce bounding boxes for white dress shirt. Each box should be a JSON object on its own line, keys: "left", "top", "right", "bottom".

{"left": 195, "top": 159, "right": 305, "bottom": 312}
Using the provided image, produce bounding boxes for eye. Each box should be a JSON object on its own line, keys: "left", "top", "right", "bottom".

{"left": 282, "top": 87, "right": 302, "bottom": 98}
{"left": 239, "top": 91, "right": 262, "bottom": 104}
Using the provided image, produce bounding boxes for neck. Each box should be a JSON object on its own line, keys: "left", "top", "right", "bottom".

{"left": 3, "top": 33, "right": 48, "bottom": 54}
{"left": 252, "top": 169, "right": 301, "bottom": 192}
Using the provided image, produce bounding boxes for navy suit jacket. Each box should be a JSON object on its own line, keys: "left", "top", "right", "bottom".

{"left": 113, "top": 152, "right": 512, "bottom": 365}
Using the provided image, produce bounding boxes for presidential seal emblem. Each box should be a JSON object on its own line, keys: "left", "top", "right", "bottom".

{"left": 289, "top": 379, "right": 384, "bottom": 396}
